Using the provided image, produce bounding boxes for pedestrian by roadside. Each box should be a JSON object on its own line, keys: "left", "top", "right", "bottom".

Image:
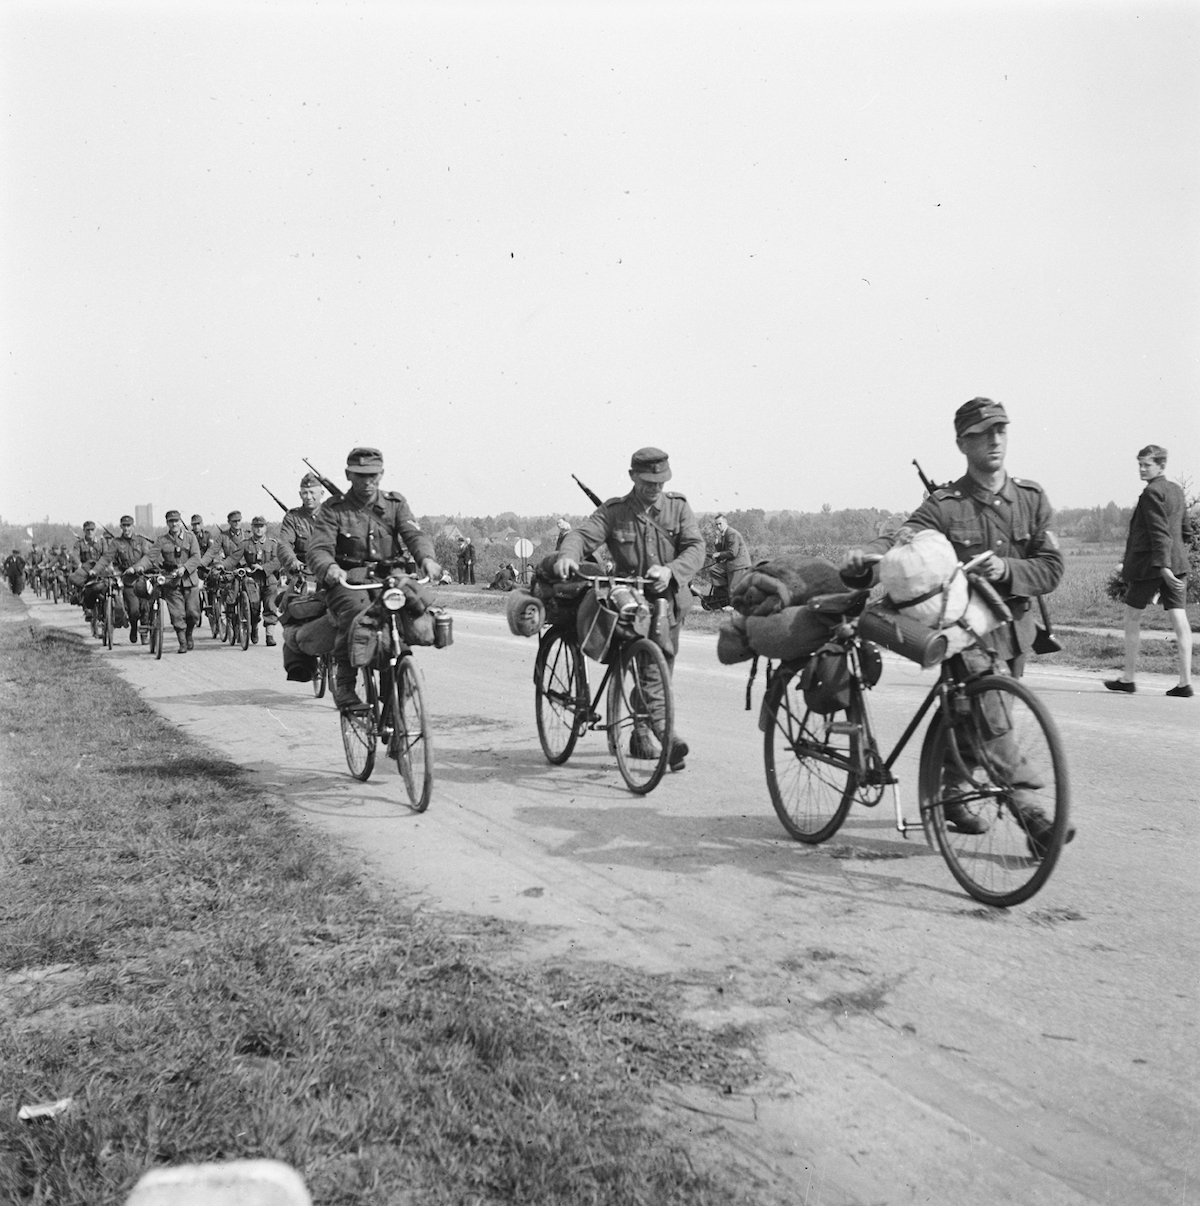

{"left": 555, "top": 518, "right": 572, "bottom": 551}
{"left": 712, "top": 514, "right": 752, "bottom": 598}
{"left": 457, "top": 536, "right": 476, "bottom": 585}
{"left": 1104, "top": 444, "right": 1193, "bottom": 698}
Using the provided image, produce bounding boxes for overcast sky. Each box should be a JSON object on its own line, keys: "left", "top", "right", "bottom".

{"left": 2, "top": 0, "right": 1197, "bottom": 528}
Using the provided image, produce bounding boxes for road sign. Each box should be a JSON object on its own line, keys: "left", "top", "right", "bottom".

{"left": 514, "top": 538, "right": 534, "bottom": 559}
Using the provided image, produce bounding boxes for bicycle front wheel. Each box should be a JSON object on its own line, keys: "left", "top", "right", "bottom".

{"left": 340, "top": 669, "right": 378, "bottom": 781}
{"left": 534, "top": 628, "right": 588, "bottom": 764}
{"left": 238, "top": 590, "right": 251, "bottom": 650}
{"left": 104, "top": 595, "right": 115, "bottom": 649}
{"left": 207, "top": 592, "right": 221, "bottom": 639}
{"left": 388, "top": 658, "right": 433, "bottom": 812}
{"left": 149, "top": 599, "right": 163, "bottom": 659}
{"left": 609, "top": 637, "right": 673, "bottom": 795}
{"left": 919, "top": 675, "right": 1069, "bottom": 908}
{"left": 763, "top": 667, "right": 858, "bottom": 843}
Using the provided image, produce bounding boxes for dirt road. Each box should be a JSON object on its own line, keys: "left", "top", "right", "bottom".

{"left": 34, "top": 598, "right": 1198, "bottom": 1204}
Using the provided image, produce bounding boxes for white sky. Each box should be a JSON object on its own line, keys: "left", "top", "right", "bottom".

{"left": 2, "top": 0, "right": 1197, "bottom": 527}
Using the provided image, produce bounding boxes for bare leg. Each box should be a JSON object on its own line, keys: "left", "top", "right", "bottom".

{"left": 1120, "top": 605, "right": 1143, "bottom": 682}
{"left": 1167, "top": 608, "right": 1193, "bottom": 686}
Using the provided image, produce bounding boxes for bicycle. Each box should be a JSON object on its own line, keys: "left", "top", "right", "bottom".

{"left": 225, "top": 568, "right": 253, "bottom": 651}
{"left": 757, "top": 568, "right": 1070, "bottom": 908}
{"left": 200, "top": 572, "right": 223, "bottom": 640}
{"left": 532, "top": 573, "right": 676, "bottom": 795}
{"left": 337, "top": 568, "right": 437, "bottom": 812}
{"left": 93, "top": 573, "right": 121, "bottom": 649}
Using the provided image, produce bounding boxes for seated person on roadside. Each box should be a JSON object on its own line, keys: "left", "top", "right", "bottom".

{"left": 1105, "top": 444, "right": 1193, "bottom": 698}
{"left": 221, "top": 515, "right": 284, "bottom": 646}
{"left": 488, "top": 562, "right": 518, "bottom": 592}
{"left": 555, "top": 446, "right": 705, "bottom": 772}
{"left": 711, "top": 513, "right": 751, "bottom": 599}
{"left": 92, "top": 515, "right": 152, "bottom": 643}
{"left": 278, "top": 473, "right": 325, "bottom": 579}
{"left": 306, "top": 447, "right": 442, "bottom": 710}
{"left": 135, "top": 510, "right": 203, "bottom": 653}
{"left": 842, "top": 398, "right": 1071, "bottom": 850}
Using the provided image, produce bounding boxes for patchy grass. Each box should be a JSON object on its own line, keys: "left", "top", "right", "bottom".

{"left": 0, "top": 593, "right": 765, "bottom": 1206}
{"left": 1029, "top": 628, "right": 1197, "bottom": 677}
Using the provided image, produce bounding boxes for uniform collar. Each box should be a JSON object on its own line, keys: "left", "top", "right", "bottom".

{"left": 959, "top": 471, "right": 1014, "bottom": 504}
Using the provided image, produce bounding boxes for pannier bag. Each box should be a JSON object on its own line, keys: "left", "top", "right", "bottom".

{"left": 529, "top": 555, "right": 599, "bottom": 629}
{"left": 576, "top": 586, "right": 650, "bottom": 663}
{"left": 279, "top": 590, "right": 328, "bottom": 626}
{"left": 800, "top": 648, "right": 853, "bottom": 714}
{"left": 291, "top": 612, "right": 337, "bottom": 658}
{"left": 348, "top": 611, "right": 390, "bottom": 668}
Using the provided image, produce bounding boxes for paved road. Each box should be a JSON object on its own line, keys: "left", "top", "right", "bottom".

{"left": 32, "top": 597, "right": 1199, "bottom": 1204}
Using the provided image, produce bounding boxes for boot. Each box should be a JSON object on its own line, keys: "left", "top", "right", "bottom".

{"left": 250, "top": 623, "right": 260, "bottom": 645}
{"left": 185, "top": 624, "right": 195, "bottom": 651}
{"left": 129, "top": 620, "right": 138, "bottom": 644}
{"left": 265, "top": 627, "right": 276, "bottom": 647}
{"left": 175, "top": 629, "right": 188, "bottom": 654}
{"left": 332, "top": 661, "right": 364, "bottom": 711}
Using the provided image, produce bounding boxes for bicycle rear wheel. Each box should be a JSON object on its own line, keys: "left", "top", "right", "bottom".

{"left": 919, "top": 675, "right": 1069, "bottom": 908}
{"left": 534, "top": 628, "right": 588, "bottom": 764}
{"left": 340, "top": 669, "right": 378, "bottom": 781}
{"left": 763, "top": 667, "right": 858, "bottom": 843}
{"left": 609, "top": 637, "right": 673, "bottom": 795}
{"left": 207, "top": 591, "right": 221, "bottom": 639}
{"left": 237, "top": 589, "right": 251, "bottom": 650}
{"left": 388, "top": 658, "right": 433, "bottom": 812}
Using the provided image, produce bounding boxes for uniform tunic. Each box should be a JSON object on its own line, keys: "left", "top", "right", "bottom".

{"left": 95, "top": 533, "right": 153, "bottom": 624}
{"left": 137, "top": 532, "right": 203, "bottom": 629}
{"left": 73, "top": 536, "right": 106, "bottom": 570}
{"left": 222, "top": 535, "right": 284, "bottom": 625}
{"left": 864, "top": 472, "right": 1064, "bottom": 665}
{"left": 278, "top": 506, "right": 320, "bottom": 574}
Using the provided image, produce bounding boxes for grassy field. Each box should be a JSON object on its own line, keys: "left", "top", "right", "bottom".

{"left": 0, "top": 592, "right": 769, "bottom": 1206}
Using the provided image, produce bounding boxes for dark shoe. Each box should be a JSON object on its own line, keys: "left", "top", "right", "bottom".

{"left": 129, "top": 627, "right": 138, "bottom": 644}
{"left": 332, "top": 667, "right": 364, "bottom": 712}
{"left": 668, "top": 738, "right": 689, "bottom": 772}
{"left": 265, "top": 633, "right": 276, "bottom": 647}
{"left": 140, "top": 629, "right": 148, "bottom": 645}
{"left": 250, "top": 626, "right": 259, "bottom": 645}
{"left": 1165, "top": 684, "right": 1194, "bottom": 698}
{"left": 1103, "top": 679, "right": 1136, "bottom": 694}
{"left": 185, "top": 629, "right": 195, "bottom": 651}
{"left": 942, "top": 802, "right": 989, "bottom": 835}
{"left": 628, "top": 730, "right": 661, "bottom": 760}
{"left": 1022, "top": 812, "right": 1076, "bottom": 861}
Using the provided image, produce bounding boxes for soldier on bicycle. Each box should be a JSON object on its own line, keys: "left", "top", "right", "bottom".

{"left": 135, "top": 510, "right": 203, "bottom": 653}
{"left": 221, "top": 516, "right": 283, "bottom": 646}
{"left": 73, "top": 521, "right": 107, "bottom": 621}
{"left": 92, "top": 516, "right": 152, "bottom": 642}
{"left": 555, "top": 446, "right": 705, "bottom": 771}
{"left": 306, "top": 447, "right": 441, "bottom": 711}
{"left": 278, "top": 472, "right": 325, "bottom": 578}
{"left": 842, "top": 397, "right": 1072, "bottom": 850}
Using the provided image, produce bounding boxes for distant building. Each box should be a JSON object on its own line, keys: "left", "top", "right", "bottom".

{"left": 135, "top": 504, "right": 154, "bottom": 530}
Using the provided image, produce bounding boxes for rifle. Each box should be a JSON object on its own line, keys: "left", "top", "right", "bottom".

{"left": 912, "top": 459, "right": 942, "bottom": 496}
{"left": 302, "top": 459, "right": 344, "bottom": 501}
{"left": 571, "top": 474, "right": 603, "bottom": 509}
{"left": 262, "top": 484, "right": 289, "bottom": 513}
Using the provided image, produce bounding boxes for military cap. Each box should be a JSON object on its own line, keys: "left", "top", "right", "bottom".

{"left": 164, "top": 509, "right": 181, "bottom": 523}
{"left": 346, "top": 446, "right": 385, "bottom": 473}
{"left": 300, "top": 472, "right": 322, "bottom": 489}
{"left": 630, "top": 446, "right": 672, "bottom": 482}
{"left": 251, "top": 515, "right": 267, "bottom": 526}
{"left": 191, "top": 513, "right": 204, "bottom": 523}
{"left": 83, "top": 520, "right": 96, "bottom": 530}
{"left": 120, "top": 514, "right": 134, "bottom": 525}
{"left": 955, "top": 397, "right": 1008, "bottom": 438}
{"left": 227, "top": 510, "right": 242, "bottom": 522}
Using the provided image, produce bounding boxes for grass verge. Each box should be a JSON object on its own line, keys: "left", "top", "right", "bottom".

{"left": 0, "top": 592, "right": 763, "bottom": 1206}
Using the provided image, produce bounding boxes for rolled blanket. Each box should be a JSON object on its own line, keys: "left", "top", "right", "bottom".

{"left": 505, "top": 590, "right": 545, "bottom": 637}
{"left": 731, "top": 556, "right": 844, "bottom": 617}
{"left": 716, "top": 613, "right": 754, "bottom": 664}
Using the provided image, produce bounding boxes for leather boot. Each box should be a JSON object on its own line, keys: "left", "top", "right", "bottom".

{"left": 250, "top": 623, "right": 260, "bottom": 645}
{"left": 175, "top": 629, "right": 188, "bottom": 654}
{"left": 265, "top": 628, "right": 276, "bottom": 647}
{"left": 129, "top": 620, "right": 138, "bottom": 644}
{"left": 332, "top": 661, "right": 364, "bottom": 711}
{"left": 185, "top": 624, "right": 195, "bottom": 651}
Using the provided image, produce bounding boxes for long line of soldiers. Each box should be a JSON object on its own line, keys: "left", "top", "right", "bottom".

{"left": 12, "top": 473, "right": 328, "bottom": 654}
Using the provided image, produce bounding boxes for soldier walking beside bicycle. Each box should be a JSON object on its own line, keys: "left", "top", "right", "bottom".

{"left": 222, "top": 516, "right": 284, "bottom": 646}
{"left": 306, "top": 447, "right": 442, "bottom": 711}
{"left": 555, "top": 446, "right": 705, "bottom": 771}
{"left": 136, "top": 510, "right": 203, "bottom": 653}
{"left": 92, "top": 515, "right": 152, "bottom": 642}
{"left": 843, "top": 397, "right": 1072, "bottom": 848}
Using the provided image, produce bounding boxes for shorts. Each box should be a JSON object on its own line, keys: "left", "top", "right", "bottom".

{"left": 1124, "top": 575, "right": 1186, "bottom": 611}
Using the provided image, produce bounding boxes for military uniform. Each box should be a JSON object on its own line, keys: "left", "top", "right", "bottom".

{"left": 278, "top": 505, "right": 320, "bottom": 575}
{"left": 73, "top": 530, "right": 107, "bottom": 617}
{"left": 137, "top": 519, "right": 203, "bottom": 650}
{"left": 864, "top": 473, "right": 1063, "bottom": 668}
{"left": 94, "top": 523, "right": 152, "bottom": 641}
{"left": 222, "top": 520, "right": 284, "bottom": 643}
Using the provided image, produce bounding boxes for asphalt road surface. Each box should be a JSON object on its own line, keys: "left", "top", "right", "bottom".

{"left": 33, "top": 597, "right": 1199, "bottom": 1205}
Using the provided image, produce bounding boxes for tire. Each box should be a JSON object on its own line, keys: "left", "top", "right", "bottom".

{"left": 609, "top": 637, "right": 673, "bottom": 795}
{"left": 312, "top": 653, "right": 329, "bottom": 699}
{"left": 340, "top": 668, "right": 377, "bottom": 781}
{"left": 90, "top": 606, "right": 101, "bottom": 639}
{"left": 388, "top": 658, "right": 433, "bottom": 812}
{"left": 237, "top": 589, "right": 251, "bottom": 651}
{"left": 534, "top": 628, "right": 588, "bottom": 764}
{"left": 104, "top": 595, "right": 114, "bottom": 649}
{"left": 763, "top": 667, "right": 858, "bottom": 843}
{"left": 919, "top": 675, "right": 1069, "bottom": 908}
{"left": 207, "top": 591, "right": 221, "bottom": 639}
{"left": 150, "top": 598, "right": 164, "bottom": 659}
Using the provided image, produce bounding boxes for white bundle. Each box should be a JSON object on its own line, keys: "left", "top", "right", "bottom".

{"left": 879, "top": 529, "right": 969, "bottom": 628}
